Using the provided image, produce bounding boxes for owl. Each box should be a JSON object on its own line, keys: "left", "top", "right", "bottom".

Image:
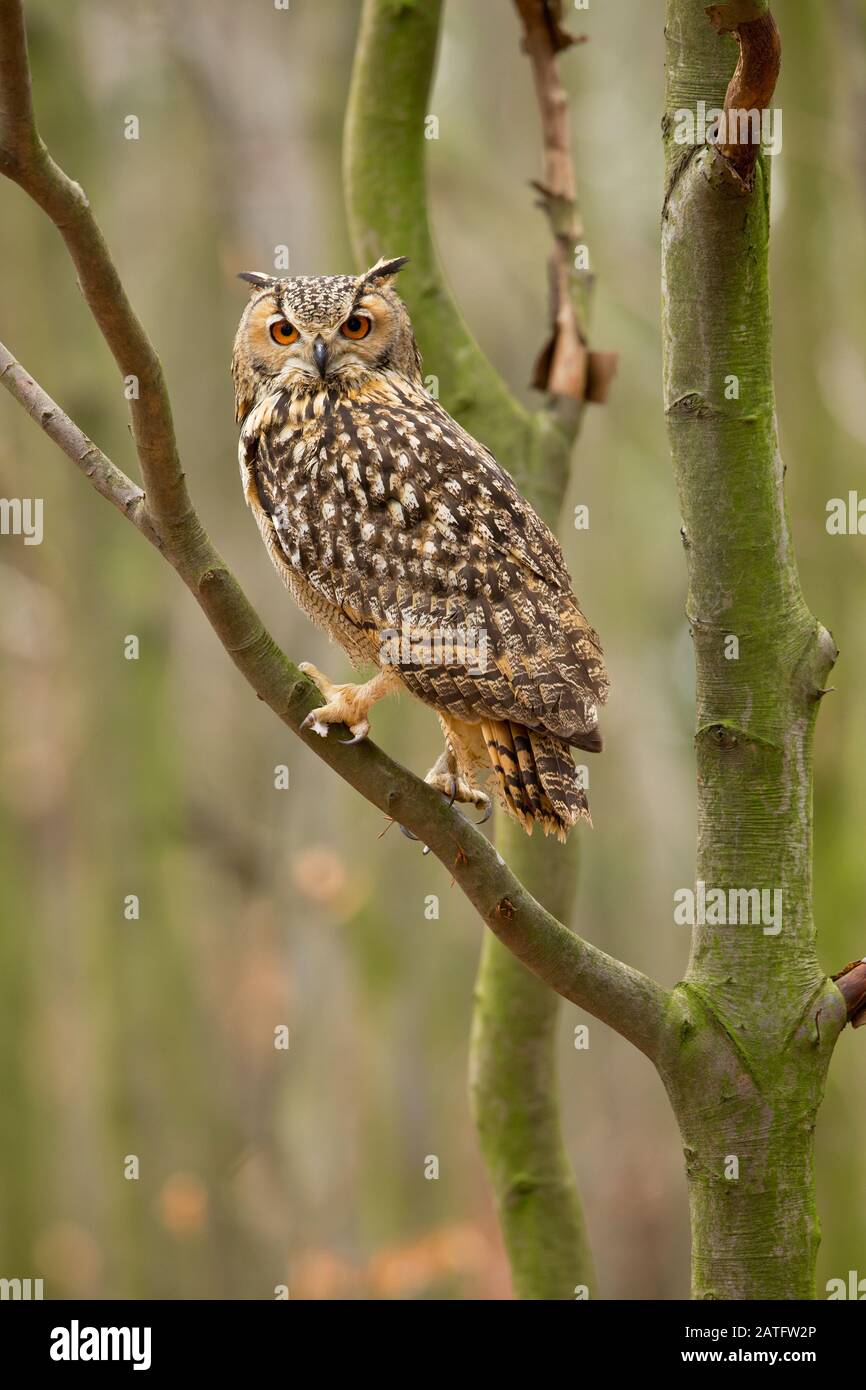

{"left": 231, "top": 257, "right": 608, "bottom": 840}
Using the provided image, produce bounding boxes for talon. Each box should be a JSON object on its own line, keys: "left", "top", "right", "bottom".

{"left": 339, "top": 719, "right": 370, "bottom": 746}
{"left": 452, "top": 799, "right": 492, "bottom": 827}
{"left": 398, "top": 822, "right": 430, "bottom": 852}
{"left": 445, "top": 776, "right": 457, "bottom": 807}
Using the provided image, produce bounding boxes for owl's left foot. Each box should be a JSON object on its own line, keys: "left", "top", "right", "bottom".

{"left": 399, "top": 754, "right": 492, "bottom": 847}
{"left": 299, "top": 662, "right": 395, "bottom": 744}
{"left": 425, "top": 768, "right": 492, "bottom": 818}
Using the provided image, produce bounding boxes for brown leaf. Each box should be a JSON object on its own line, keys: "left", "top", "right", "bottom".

{"left": 585, "top": 351, "right": 620, "bottom": 404}
{"left": 530, "top": 334, "right": 556, "bottom": 393}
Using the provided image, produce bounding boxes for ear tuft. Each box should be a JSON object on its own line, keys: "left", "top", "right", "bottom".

{"left": 238, "top": 271, "right": 277, "bottom": 290}
{"left": 362, "top": 256, "right": 409, "bottom": 286}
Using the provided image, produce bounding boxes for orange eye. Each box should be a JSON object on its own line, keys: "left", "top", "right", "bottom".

{"left": 270, "top": 319, "right": 299, "bottom": 345}
{"left": 340, "top": 314, "right": 371, "bottom": 340}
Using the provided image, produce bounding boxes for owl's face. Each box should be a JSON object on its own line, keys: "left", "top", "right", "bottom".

{"left": 231, "top": 256, "right": 421, "bottom": 421}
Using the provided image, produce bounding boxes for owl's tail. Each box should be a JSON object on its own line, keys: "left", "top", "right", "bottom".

{"left": 480, "top": 719, "right": 591, "bottom": 841}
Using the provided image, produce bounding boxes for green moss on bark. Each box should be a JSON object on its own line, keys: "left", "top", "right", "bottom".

{"left": 662, "top": 0, "right": 844, "bottom": 1299}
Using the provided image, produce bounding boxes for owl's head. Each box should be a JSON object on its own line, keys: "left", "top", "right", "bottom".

{"left": 231, "top": 256, "right": 421, "bottom": 421}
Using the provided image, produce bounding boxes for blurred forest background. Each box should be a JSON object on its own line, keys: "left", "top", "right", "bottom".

{"left": 0, "top": 0, "right": 864, "bottom": 1300}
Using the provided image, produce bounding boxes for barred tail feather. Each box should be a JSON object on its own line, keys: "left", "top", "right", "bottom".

{"left": 480, "top": 719, "right": 590, "bottom": 841}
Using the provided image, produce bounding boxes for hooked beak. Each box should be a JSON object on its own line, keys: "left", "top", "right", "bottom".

{"left": 313, "top": 336, "right": 329, "bottom": 378}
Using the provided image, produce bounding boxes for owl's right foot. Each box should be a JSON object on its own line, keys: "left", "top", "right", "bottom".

{"left": 299, "top": 662, "right": 396, "bottom": 745}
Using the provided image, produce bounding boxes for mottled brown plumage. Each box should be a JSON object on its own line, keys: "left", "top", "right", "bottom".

{"left": 231, "top": 258, "right": 608, "bottom": 838}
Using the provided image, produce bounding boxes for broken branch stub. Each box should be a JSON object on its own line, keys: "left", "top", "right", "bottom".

{"left": 706, "top": 5, "right": 781, "bottom": 182}
{"left": 832, "top": 959, "right": 866, "bottom": 1029}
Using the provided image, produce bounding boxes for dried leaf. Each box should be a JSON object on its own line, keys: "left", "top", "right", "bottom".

{"left": 530, "top": 334, "right": 556, "bottom": 393}
{"left": 585, "top": 351, "right": 620, "bottom": 404}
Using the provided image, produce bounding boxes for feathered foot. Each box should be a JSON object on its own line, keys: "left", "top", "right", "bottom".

{"left": 425, "top": 748, "right": 491, "bottom": 816}
{"left": 400, "top": 747, "right": 492, "bottom": 848}
{"left": 299, "top": 663, "right": 397, "bottom": 745}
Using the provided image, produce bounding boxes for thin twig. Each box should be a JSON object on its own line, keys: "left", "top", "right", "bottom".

{"left": 514, "top": 0, "right": 617, "bottom": 408}
{"left": 0, "top": 345, "right": 160, "bottom": 545}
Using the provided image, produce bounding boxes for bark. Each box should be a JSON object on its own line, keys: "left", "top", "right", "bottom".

{"left": 469, "top": 824, "right": 594, "bottom": 1298}
{"left": 660, "top": 0, "right": 846, "bottom": 1298}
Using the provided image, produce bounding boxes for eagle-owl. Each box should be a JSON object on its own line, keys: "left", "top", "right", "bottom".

{"left": 231, "top": 257, "right": 608, "bottom": 840}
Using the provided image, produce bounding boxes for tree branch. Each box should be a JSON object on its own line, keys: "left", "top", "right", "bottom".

{"left": 0, "top": 0, "right": 189, "bottom": 535}
{"left": 662, "top": 0, "right": 845, "bottom": 1299}
{"left": 516, "top": 0, "right": 617, "bottom": 408}
{"left": 0, "top": 347, "right": 159, "bottom": 544}
{"left": 343, "top": 0, "right": 539, "bottom": 479}
{"left": 832, "top": 959, "right": 866, "bottom": 1028}
{"left": 0, "top": 0, "right": 668, "bottom": 1066}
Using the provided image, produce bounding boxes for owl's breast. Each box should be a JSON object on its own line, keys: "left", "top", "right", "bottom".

{"left": 241, "top": 382, "right": 499, "bottom": 653}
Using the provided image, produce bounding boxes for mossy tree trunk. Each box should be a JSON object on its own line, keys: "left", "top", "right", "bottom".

{"left": 659, "top": 0, "right": 845, "bottom": 1298}
{"left": 344, "top": 0, "right": 598, "bottom": 1298}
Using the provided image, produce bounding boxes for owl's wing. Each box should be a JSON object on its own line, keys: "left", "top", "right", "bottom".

{"left": 242, "top": 383, "right": 608, "bottom": 743}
